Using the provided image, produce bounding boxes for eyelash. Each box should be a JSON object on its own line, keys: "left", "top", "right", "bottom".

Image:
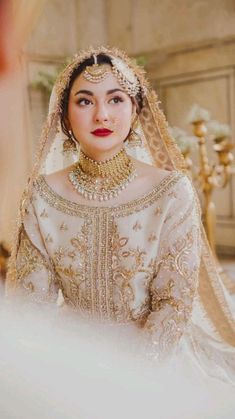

{"left": 77, "top": 96, "right": 124, "bottom": 106}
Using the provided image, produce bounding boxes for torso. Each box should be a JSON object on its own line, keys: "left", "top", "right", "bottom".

{"left": 33, "top": 169, "right": 184, "bottom": 323}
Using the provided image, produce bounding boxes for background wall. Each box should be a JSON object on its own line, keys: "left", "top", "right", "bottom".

{"left": 23, "top": 0, "right": 235, "bottom": 254}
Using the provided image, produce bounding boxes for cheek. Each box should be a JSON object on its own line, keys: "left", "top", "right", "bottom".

{"left": 68, "top": 104, "right": 90, "bottom": 130}
{"left": 115, "top": 105, "right": 132, "bottom": 133}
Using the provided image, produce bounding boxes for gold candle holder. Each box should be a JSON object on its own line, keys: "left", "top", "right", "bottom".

{"left": 191, "top": 120, "right": 235, "bottom": 293}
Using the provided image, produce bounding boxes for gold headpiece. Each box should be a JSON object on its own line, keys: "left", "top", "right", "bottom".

{"left": 110, "top": 55, "right": 140, "bottom": 97}
{"left": 55, "top": 47, "right": 148, "bottom": 111}
{"left": 83, "top": 52, "right": 140, "bottom": 97}
{"left": 83, "top": 54, "right": 110, "bottom": 83}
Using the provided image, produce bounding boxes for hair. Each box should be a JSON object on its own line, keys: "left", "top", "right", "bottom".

{"left": 59, "top": 53, "right": 143, "bottom": 139}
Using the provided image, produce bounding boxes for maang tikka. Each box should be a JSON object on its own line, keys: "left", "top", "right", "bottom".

{"left": 83, "top": 55, "right": 110, "bottom": 83}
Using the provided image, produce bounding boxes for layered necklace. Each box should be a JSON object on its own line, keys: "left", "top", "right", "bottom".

{"left": 68, "top": 148, "right": 137, "bottom": 201}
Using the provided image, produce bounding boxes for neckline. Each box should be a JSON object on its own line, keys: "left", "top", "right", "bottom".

{"left": 34, "top": 171, "right": 183, "bottom": 217}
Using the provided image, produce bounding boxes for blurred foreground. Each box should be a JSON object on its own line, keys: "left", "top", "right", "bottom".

{"left": 0, "top": 293, "right": 235, "bottom": 419}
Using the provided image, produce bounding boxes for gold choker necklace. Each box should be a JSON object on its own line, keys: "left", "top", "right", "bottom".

{"left": 68, "top": 148, "right": 137, "bottom": 201}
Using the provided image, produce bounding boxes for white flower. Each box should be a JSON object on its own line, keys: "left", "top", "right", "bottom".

{"left": 206, "top": 120, "right": 231, "bottom": 139}
{"left": 187, "top": 104, "right": 210, "bottom": 124}
{"left": 169, "top": 126, "right": 198, "bottom": 153}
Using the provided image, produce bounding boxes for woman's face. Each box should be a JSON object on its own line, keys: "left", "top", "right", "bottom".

{"left": 66, "top": 64, "right": 135, "bottom": 160}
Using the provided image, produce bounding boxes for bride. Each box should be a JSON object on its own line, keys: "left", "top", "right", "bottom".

{"left": 5, "top": 47, "right": 235, "bottom": 383}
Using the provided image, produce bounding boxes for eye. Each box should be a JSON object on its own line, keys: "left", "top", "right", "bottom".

{"left": 77, "top": 98, "right": 92, "bottom": 106}
{"left": 109, "top": 96, "right": 124, "bottom": 104}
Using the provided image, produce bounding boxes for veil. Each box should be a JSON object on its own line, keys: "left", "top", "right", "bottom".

{"left": 6, "top": 46, "right": 235, "bottom": 347}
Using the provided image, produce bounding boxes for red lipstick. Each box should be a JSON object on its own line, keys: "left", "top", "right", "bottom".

{"left": 91, "top": 128, "right": 113, "bottom": 137}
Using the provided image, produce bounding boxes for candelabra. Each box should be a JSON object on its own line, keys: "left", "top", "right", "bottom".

{"left": 188, "top": 117, "right": 235, "bottom": 292}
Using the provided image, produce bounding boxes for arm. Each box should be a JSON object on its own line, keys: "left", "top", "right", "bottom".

{"left": 6, "top": 193, "right": 59, "bottom": 304}
{"left": 144, "top": 176, "right": 201, "bottom": 358}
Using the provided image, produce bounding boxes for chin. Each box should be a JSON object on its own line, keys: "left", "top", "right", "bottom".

{"left": 83, "top": 138, "right": 124, "bottom": 155}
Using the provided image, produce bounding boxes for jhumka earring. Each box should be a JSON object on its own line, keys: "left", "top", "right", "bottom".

{"left": 127, "top": 113, "right": 143, "bottom": 147}
{"left": 63, "top": 130, "right": 77, "bottom": 155}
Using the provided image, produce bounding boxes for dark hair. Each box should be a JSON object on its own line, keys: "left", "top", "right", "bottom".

{"left": 59, "top": 53, "right": 143, "bottom": 138}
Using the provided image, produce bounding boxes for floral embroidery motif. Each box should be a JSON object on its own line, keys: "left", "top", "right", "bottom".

{"left": 111, "top": 222, "right": 154, "bottom": 322}
{"left": 51, "top": 223, "right": 89, "bottom": 311}
{"left": 45, "top": 234, "right": 53, "bottom": 243}
{"left": 133, "top": 220, "right": 142, "bottom": 231}
{"left": 59, "top": 222, "right": 68, "bottom": 231}
{"left": 154, "top": 206, "right": 162, "bottom": 216}
{"left": 16, "top": 226, "right": 56, "bottom": 300}
{"left": 40, "top": 208, "right": 48, "bottom": 218}
{"left": 146, "top": 225, "right": 200, "bottom": 355}
{"left": 148, "top": 233, "right": 157, "bottom": 243}
{"left": 168, "top": 191, "right": 177, "bottom": 198}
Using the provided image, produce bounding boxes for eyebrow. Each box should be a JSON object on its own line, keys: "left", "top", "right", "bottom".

{"left": 74, "top": 88, "right": 126, "bottom": 96}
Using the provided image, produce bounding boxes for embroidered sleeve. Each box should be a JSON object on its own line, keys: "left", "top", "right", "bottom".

{"left": 6, "top": 195, "right": 59, "bottom": 304}
{"left": 144, "top": 176, "right": 201, "bottom": 358}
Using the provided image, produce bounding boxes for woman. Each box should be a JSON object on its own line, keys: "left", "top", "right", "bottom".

{"left": 6, "top": 47, "right": 235, "bottom": 382}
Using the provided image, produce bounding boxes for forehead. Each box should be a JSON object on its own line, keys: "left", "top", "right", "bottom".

{"left": 70, "top": 66, "right": 126, "bottom": 96}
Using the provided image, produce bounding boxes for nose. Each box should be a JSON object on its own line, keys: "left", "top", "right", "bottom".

{"left": 94, "top": 102, "right": 109, "bottom": 124}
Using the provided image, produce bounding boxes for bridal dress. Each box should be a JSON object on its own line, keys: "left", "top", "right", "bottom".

{"left": 5, "top": 48, "right": 235, "bottom": 403}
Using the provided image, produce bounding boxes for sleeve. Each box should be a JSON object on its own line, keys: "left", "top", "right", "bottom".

{"left": 143, "top": 176, "right": 201, "bottom": 358}
{"left": 6, "top": 193, "right": 59, "bottom": 304}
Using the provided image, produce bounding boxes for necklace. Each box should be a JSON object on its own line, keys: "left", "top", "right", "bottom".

{"left": 68, "top": 148, "right": 137, "bottom": 201}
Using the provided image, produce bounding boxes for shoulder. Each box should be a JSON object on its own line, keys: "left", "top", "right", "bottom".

{"left": 131, "top": 157, "right": 173, "bottom": 186}
{"left": 132, "top": 157, "right": 169, "bottom": 178}
{"left": 38, "top": 166, "right": 74, "bottom": 197}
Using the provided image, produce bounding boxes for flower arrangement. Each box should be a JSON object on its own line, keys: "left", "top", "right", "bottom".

{"left": 187, "top": 104, "right": 210, "bottom": 124}
{"left": 206, "top": 120, "right": 231, "bottom": 141}
{"left": 169, "top": 126, "right": 197, "bottom": 154}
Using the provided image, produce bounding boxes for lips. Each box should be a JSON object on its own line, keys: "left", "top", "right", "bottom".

{"left": 91, "top": 128, "right": 113, "bottom": 137}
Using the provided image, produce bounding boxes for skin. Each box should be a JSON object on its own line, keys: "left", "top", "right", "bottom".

{"left": 46, "top": 65, "right": 170, "bottom": 206}
{"left": 67, "top": 64, "right": 134, "bottom": 162}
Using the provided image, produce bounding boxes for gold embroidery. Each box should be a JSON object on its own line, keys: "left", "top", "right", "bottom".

{"left": 49, "top": 214, "right": 155, "bottom": 323}
{"left": 40, "top": 208, "right": 48, "bottom": 218}
{"left": 111, "top": 222, "right": 154, "bottom": 322}
{"left": 148, "top": 233, "right": 157, "bottom": 243}
{"left": 154, "top": 206, "right": 162, "bottom": 216}
{"left": 172, "top": 200, "right": 194, "bottom": 231}
{"left": 150, "top": 278, "right": 184, "bottom": 312}
{"left": 45, "top": 234, "right": 53, "bottom": 243}
{"left": 146, "top": 225, "right": 200, "bottom": 355}
{"left": 52, "top": 223, "right": 90, "bottom": 311}
{"left": 34, "top": 172, "right": 183, "bottom": 218}
{"left": 133, "top": 221, "right": 142, "bottom": 231}
{"left": 168, "top": 191, "right": 177, "bottom": 198}
{"left": 16, "top": 226, "right": 56, "bottom": 300}
{"left": 59, "top": 221, "right": 68, "bottom": 231}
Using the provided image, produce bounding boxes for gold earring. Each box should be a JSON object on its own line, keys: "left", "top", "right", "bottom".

{"left": 127, "top": 114, "right": 143, "bottom": 147}
{"left": 63, "top": 131, "right": 77, "bottom": 154}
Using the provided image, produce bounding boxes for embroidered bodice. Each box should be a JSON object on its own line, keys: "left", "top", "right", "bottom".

{"left": 12, "top": 171, "right": 201, "bottom": 354}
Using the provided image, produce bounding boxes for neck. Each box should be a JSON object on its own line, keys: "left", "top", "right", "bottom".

{"left": 79, "top": 144, "right": 124, "bottom": 163}
{"left": 78, "top": 146, "right": 131, "bottom": 178}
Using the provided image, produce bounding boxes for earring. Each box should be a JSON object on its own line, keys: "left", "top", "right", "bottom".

{"left": 127, "top": 114, "right": 143, "bottom": 147}
{"left": 63, "top": 131, "right": 77, "bottom": 154}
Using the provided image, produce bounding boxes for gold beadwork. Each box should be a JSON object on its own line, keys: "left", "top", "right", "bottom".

{"left": 63, "top": 137, "right": 77, "bottom": 154}
{"left": 83, "top": 55, "right": 111, "bottom": 83}
{"left": 34, "top": 171, "right": 182, "bottom": 217}
{"left": 110, "top": 55, "right": 140, "bottom": 97}
{"left": 54, "top": 47, "right": 148, "bottom": 113}
{"left": 68, "top": 148, "right": 137, "bottom": 201}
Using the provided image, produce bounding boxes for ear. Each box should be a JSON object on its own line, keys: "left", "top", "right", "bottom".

{"left": 64, "top": 116, "right": 71, "bottom": 131}
{"left": 131, "top": 98, "right": 138, "bottom": 117}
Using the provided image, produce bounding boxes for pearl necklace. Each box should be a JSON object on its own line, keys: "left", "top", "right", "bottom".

{"left": 68, "top": 148, "right": 137, "bottom": 201}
